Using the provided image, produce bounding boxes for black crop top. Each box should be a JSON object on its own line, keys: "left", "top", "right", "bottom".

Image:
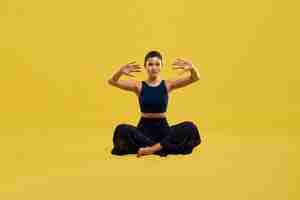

{"left": 138, "top": 80, "right": 169, "bottom": 113}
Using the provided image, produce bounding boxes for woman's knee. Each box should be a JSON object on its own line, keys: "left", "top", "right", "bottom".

{"left": 114, "top": 123, "right": 132, "bottom": 137}
{"left": 182, "top": 121, "right": 198, "bottom": 130}
{"left": 115, "top": 123, "right": 131, "bottom": 130}
{"left": 182, "top": 121, "right": 201, "bottom": 137}
{"left": 184, "top": 121, "right": 201, "bottom": 144}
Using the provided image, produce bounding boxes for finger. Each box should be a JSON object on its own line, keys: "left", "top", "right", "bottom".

{"left": 176, "top": 58, "right": 187, "bottom": 62}
{"left": 131, "top": 64, "right": 142, "bottom": 68}
{"left": 130, "top": 68, "right": 141, "bottom": 71}
{"left": 172, "top": 60, "right": 184, "bottom": 65}
{"left": 129, "top": 63, "right": 139, "bottom": 66}
{"left": 172, "top": 63, "right": 184, "bottom": 67}
{"left": 175, "top": 58, "right": 185, "bottom": 62}
{"left": 172, "top": 65, "right": 184, "bottom": 69}
{"left": 125, "top": 72, "right": 135, "bottom": 77}
{"left": 179, "top": 58, "right": 192, "bottom": 65}
{"left": 172, "top": 67, "right": 183, "bottom": 71}
{"left": 123, "top": 62, "right": 136, "bottom": 68}
{"left": 171, "top": 63, "right": 182, "bottom": 67}
{"left": 127, "top": 61, "right": 136, "bottom": 65}
{"left": 129, "top": 64, "right": 142, "bottom": 68}
{"left": 175, "top": 58, "right": 188, "bottom": 65}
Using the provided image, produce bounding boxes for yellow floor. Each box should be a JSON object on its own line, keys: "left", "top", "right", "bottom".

{"left": 1, "top": 127, "right": 298, "bottom": 199}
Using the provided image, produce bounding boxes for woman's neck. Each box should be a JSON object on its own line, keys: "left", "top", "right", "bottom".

{"left": 147, "top": 76, "right": 161, "bottom": 84}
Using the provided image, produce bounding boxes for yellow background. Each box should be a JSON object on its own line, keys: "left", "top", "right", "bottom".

{"left": 0, "top": 0, "right": 299, "bottom": 199}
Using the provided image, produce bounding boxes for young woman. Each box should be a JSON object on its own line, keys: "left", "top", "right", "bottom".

{"left": 108, "top": 50, "right": 202, "bottom": 157}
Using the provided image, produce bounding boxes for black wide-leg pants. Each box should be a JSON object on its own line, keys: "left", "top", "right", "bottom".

{"left": 111, "top": 117, "right": 201, "bottom": 157}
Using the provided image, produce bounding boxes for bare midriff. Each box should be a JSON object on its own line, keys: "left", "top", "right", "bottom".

{"left": 141, "top": 112, "right": 166, "bottom": 118}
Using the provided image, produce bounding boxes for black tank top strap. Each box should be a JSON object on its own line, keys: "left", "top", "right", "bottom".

{"left": 161, "top": 80, "right": 168, "bottom": 93}
{"left": 140, "top": 81, "right": 145, "bottom": 94}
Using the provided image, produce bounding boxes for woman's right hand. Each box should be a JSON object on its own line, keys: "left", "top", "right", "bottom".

{"left": 120, "top": 61, "right": 142, "bottom": 77}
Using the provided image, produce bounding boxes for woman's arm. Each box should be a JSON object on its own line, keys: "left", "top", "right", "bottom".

{"left": 166, "top": 58, "right": 201, "bottom": 92}
{"left": 107, "top": 62, "right": 142, "bottom": 94}
{"left": 107, "top": 69, "right": 139, "bottom": 93}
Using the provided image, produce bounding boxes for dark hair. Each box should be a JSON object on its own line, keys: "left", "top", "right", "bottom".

{"left": 144, "top": 50, "right": 163, "bottom": 67}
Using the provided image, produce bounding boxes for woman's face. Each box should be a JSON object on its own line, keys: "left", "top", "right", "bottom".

{"left": 145, "top": 57, "right": 162, "bottom": 78}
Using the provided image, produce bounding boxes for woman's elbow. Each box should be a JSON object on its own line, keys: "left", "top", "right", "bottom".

{"left": 107, "top": 79, "right": 115, "bottom": 86}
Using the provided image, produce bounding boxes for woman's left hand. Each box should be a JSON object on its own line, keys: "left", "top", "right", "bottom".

{"left": 171, "top": 58, "right": 195, "bottom": 74}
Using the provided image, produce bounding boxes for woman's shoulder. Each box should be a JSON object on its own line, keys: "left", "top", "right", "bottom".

{"left": 135, "top": 80, "right": 143, "bottom": 96}
{"left": 164, "top": 79, "right": 172, "bottom": 93}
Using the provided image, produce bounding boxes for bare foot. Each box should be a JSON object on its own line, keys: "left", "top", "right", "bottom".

{"left": 137, "top": 147, "right": 155, "bottom": 157}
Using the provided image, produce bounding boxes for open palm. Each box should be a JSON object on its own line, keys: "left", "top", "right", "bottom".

{"left": 121, "top": 61, "right": 142, "bottom": 77}
{"left": 171, "top": 58, "right": 194, "bottom": 75}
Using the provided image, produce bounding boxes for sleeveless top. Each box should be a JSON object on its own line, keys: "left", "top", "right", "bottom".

{"left": 138, "top": 80, "right": 169, "bottom": 113}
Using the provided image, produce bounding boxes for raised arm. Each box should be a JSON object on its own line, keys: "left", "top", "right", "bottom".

{"left": 107, "top": 61, "right": 142, "bottom": 95}
{"left": 166, "top": 58, "right": 201, "bottom": 93}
